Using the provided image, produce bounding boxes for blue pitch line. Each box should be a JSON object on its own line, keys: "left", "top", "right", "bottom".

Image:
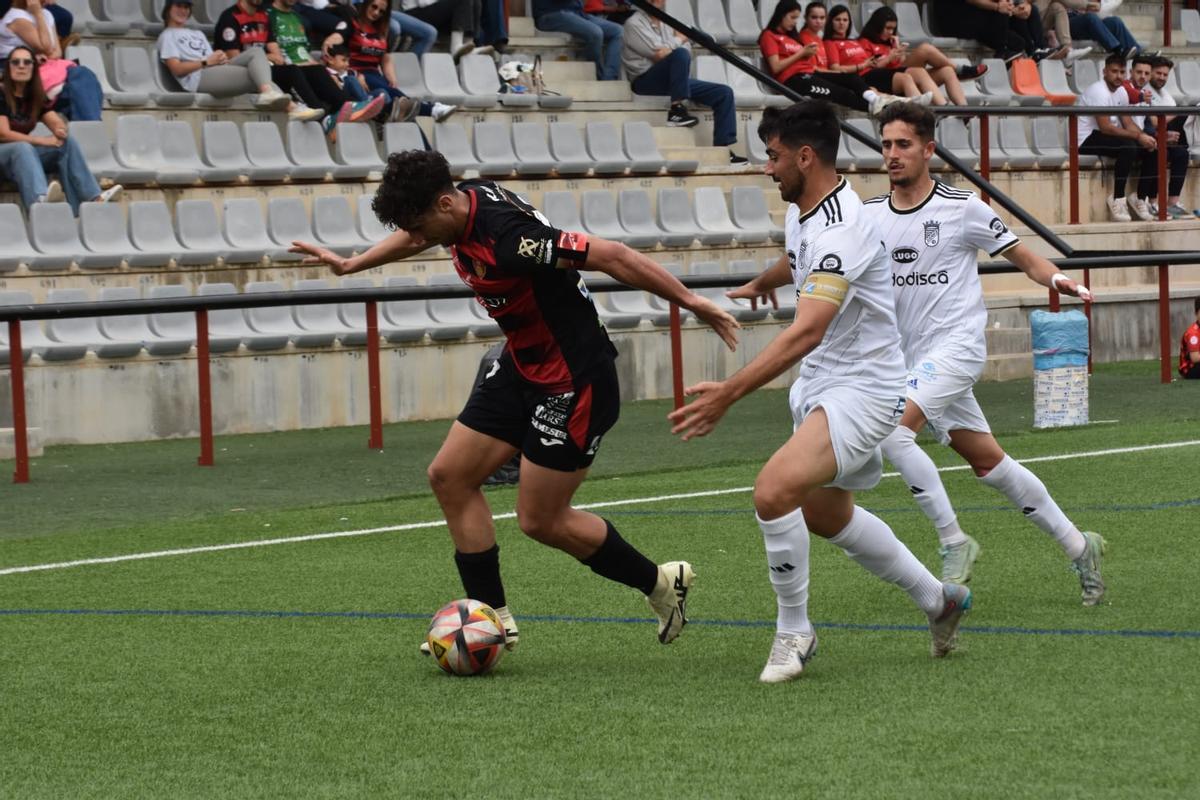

{"left": 2, "top": 608, "right": 1198, "bottom": 640}
{"left": 604, "top": 497, "right": 1200, "bottom": 517}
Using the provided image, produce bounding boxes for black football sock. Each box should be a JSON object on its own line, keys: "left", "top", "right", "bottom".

{"left": 454, "top": 545, "right": 507, "bottom": 609}
{"left": 580, "top": 520, "right": 658, "bottom": 595}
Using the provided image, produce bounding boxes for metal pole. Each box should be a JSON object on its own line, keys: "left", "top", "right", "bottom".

{"left": 1049, "top": 288, "right": 1061, "bottom": 311}
{"left": 1164, "top": 0, "right": 1172, "bottom": 48}
{"left": 366, "top": 300, "right": 383, "bottom": 450}
{"left": 196, "top": 309, "right": 214, "bottom": 467}
{"left": 8, "top": 320, "right": 29, "bottom": 484}
{"left": 1159, "top": 264, "right": 1172, "bottom": 383}
{"left": 1083, "top": 267, "right": 1093, "bottom": 374}
{"left": 1156, "top": 114, "right": 1168, "bottom": 221}
{"left": 979, "top": 114, "right": 991, "bottom": 205}
{"left": 669, "top": 304, "right": 684, "bottom": 410}
{"left": 1068, "top": 116, "right": 1080, "bottom": 224}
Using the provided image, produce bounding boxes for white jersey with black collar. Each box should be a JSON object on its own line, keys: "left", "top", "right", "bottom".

{"left": 784, "top": 176, "right": 906, "bottom": 392}
{"left": 861, "top": 180, "right": 1019, "bottom": 370}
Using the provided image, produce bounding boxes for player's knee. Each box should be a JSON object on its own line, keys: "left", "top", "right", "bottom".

{"left": 515, "top": 507, "right": 559, "bottom": 543}
{"left": 426, "top": 460, "right": 462, "bottom": 498}
{"left": 753, "top": 479, "right": 805, "bottom": 521}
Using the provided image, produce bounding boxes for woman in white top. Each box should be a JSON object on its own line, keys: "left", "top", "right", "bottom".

{"left": 0, "top": 0, "right": 104, "bottom": 120}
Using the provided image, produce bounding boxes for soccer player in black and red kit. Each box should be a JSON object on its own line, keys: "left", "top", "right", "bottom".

{"left": 292, "top": 150, "right": 740, "bottom": 654}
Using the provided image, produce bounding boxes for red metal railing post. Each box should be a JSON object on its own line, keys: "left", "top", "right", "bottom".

{"left": 8, "top": 320, "right": 29, "bottom": 484}
{"left": 1156, "top": 114, "right": 1168, "bottom": 221}
{"left": 1049, "top": 288, "right": 1061, "bottom": 311}
{"left": 196, "top": 309, "right": 214, "bottom": 466}
{"left": 1159, "top": 263, "right": 1172, "bottom": 383}
{"left": 366, "top": 300, "right": 384, "bottom": 450}
{"left": 979, "top": 113, "right": 991, "bottom": 205}
{"left": 1083, "top": 267, "right": 1093, "bottom": 374}
{"left": 1068, "top": 116, "right": 1080, "bottom": 224}
{"left": 669, "top": 304, "right": 684, "bottom": 410}
{"left": 1164, "top": 0, "right": 1172, "bottom": 48}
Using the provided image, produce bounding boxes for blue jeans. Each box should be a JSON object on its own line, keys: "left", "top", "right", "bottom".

{"left": 0, "top": 138, "right": 100, "bottom": 215}
{"left": 361, "top": 69, "right": 433, "bottom": 117}
{"left": 390, "top": 11, "right": 438, "bottom": 55}
{"left": 1068, "top": 12, "right": 1140, "bottom": 53}
{"left": 476, "top": 0, "right": 507, "bottom": 47}
{"left": 55, "top": 66, "right": 104, "bottom": 121}
{"left": 535, "top": 10, "right": 622, "bottom": 80}
{"left": 630, "top": 49, "right": 737, "bottom": 146}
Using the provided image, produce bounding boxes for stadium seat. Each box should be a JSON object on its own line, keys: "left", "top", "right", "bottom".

{"left": 384, "top": 121, "right": 430, "bottom": 157}
{"left": 426, "top": 273, "right": 498, "bottom": 338}
{"left": 100, "top": 0, "right": 158, "bottom": 34}
{"left": 698, "top": 56, "right": 771, "bottom": 109}
{"left": 1038, "top": 61, "right": 1078, "bottom": 106}
{"left": 312, "top": 196, "right": 370, "bottom": 256}
{"left": 585, "top": 122, "right": 632, "bottom": 175}
{"left": 1182, "top": 9, "right": 1200, "bottom": 44}
{"left": 766, "top": 257, "right": 797, "bottom": 320}
{"left": 592, "top": 288, "right": 644, "bottom": 329}
{"left": 617, "top": 189, "right": 671, "bottom": 248}
{"left": 202, "top": 121, "right": 285, "bottom": 182}
{"left": 289, "top": 120, "right": 365, "bottom": 180}
{"left": 159, "top": 120, "right": 240, "bottom": 183}
{"left": 423, "top": 53, "right": 476, "bottom": 106}
{"left": 354, "top": 195, "right": 391, "bottom": 245}
{"left": 333, "top": 122, "right": 386, "bottom": 174}
{"left": 728, "top": 258, "right": 778, "bottom": 313}
{"left": 656, "top": 188, "right": 704, "bottom": 248}
{"left": 291, "top": 279, "right": 359, "bottom": 347}
{"left": 693, "top": 187, "right": 741, "bottom": 245}
{"left": 746, "top": 119, "right": 769, "bottom": 165}
{"left": 115, "top": 114, "right": 200, "bottom": 185}
{"left": 692, "top": 0, "right": 734, "bottom": 45}
{"left": 978, "top": 58, "right": 1017, "bottom": 105}
{"left": 243, "top": 282, "right": 303, "bottom": 350}
{"left": 857, "top": 1, "right": 883, "bottom": 31}
{"left": 433, "top": 121, "right": 483, "bottom": 176}
{"left": 244, "top": 121, "right": 321, "bottom": 180}
{"left": 155, "top": 58, "right": 233, "bottom": 109}
{"left": 690, "top": 262, "right": 768, "bottom": 322}
{"left": 603, "top": 274, "right": 659, "bottom": 326}
{"left": 730, "top": 186, "right": 778, "bottom": 244}
{"left": 549, "top": 122, "right": 601, "bottom": 174}
{"left": 174, "top": 199, "right": 240, "bottom": 265}
{"left": 112, "top": 47, "right": 191, "bottom": 108}
{"left": 1174, "top": 61, "right": 1200, "bottom": 105}
{"left": 98, "top": 286, "right": 192, "bottom": 357}
{"left": 75, "top": 0, "right": 131, "bottom": 35}
{"left": 146, "top": 285, "right": 210, "bottom": 352}
{"left": 970, "top": 117, "right": 1009, "bottom": 169}
{"left": 0, "top": 204, "right": 42, "bottom": 271}
{"left": 582, "top": 190, "right": 656, "bottom": 248}
{"left": 380, "top": 276, "right": 434, "bottom": 344}
{"left": 511, "top": 122, "right": 566, "bottom": 175}
{"left": 80, "top": 202, "right": 170, "bottom": 268}
{"left": 0, "top": 290, "right": 86, "bottom": 362}
{"left": 54, "top": 0, "right": 121, "bottom": 35}
{"left": 757, "top": 0, "right": 772, "bottom": 28}
{"left": 995, "top": 117, "right": 1040, "bottom": 168}
{"left": 895, "top": 2, "right": 956, "bottom": 47}
{"left": 219, "top": 198, "right": 274, "bottom": 264}
{"left": 1029, "top": 117, "right": 1069, "bottom": 167}
{"left": 1069, "top": 59, "right": 1100, "bottom": 94}
{"left": 45, "top": 288, "right": 143, "bottom": 358}
{"left": 932, "top": 118, "right": 978, "bottom": 170}
{"left": 1008, "top": 58, "right": 1051, "bottom": 106}
{"left": 265, "top": 197, "right": 320, "bottom": 263}
{"left": 646, "top": 262, "right": 693, "bottom": 324}
{"left": 950, "top": 59, "right": 989, "bottom": 105}
{"left": 196, "top": 283, "right": 255, "bottom": 352}
{"left": 462, "top": 53, "right": 535, "bottom": 107}
{"left": 335, "top": 276, "right": 377, "bottom": 347}
{"left": 73, "top": 121, "right": 156, "bottom": 185}
{"left": 539, "top": 190, "right": 583, "bottom": 233}
{"left": 624, "top": 120, "right": 697, "bottom": 174}
{"left": 128, "top": 201, "right": 184, "bottom": 266}
{"left": 842, "top": 118, "right": 884, "bottom": 170}
{"left": 390, "top": 52, "right": 429, "bottom": 100}
{"left": 726, "top": 0, "right": 761, "bottom": 45}
{"left": 29, "top": 203, "right": 118, "bottom": 270}
{"left": 471, "top": 121, "right": 521, "bottom": 177}
{"left": 68, "top": 45, "right": 147, "bottom": 107}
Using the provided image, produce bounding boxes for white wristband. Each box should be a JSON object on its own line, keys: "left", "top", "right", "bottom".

{"left": 1050, "top": 272, "right": 1070, "bottom": 290}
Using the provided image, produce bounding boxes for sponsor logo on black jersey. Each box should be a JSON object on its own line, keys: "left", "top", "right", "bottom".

{"left": 891, "top": 246, "right": 920, "bottom": 264}
{"left": 893, "top": 270, "right": 950, "bottom": 287}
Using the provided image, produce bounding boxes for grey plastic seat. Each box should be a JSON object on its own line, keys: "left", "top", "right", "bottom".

{"left": 127, "top": 201, "right": 183, "bottom": 266}
{"left": 747, "top": 118, "right": 769, "bottom": 165}
{"left": 253, "top": 198, "right": 306, "bottom": 262}
{"left": 0, "top": 204, "right": 41, "bottom": 271}
{"left": 45, "top": 288, "right": 143, "bottom": 358}
{"left": 115, "top": 114, "right": 199, "bottom": 185}
{"left": 978, "top": 58, "right": 1016, "bottom": 105}
{"left": 617, "top": 189, "right": 669, "bottom": 248}
{"left": 390, "top": 52, "right": 430, "bottom": 100}
{"left": 933, "top": 118, "right": 979, "bottom": 170}
{"left": 423, "top": 52, "right": 476, "bottom": 106}
{"left": 624, "top": 121, "right": 696, "bottom": 174}
{"left": 1029, "top": 116, "right": 1069, "bottom": 167}
{"left": 729, "top": 259, "right": 781, "bottom": 318}
{"left": 727, "top": 0, "right": 761, "bottom": 45}
{"left": 78, "top": 0, "right": 131, "bottom": 35}
{"left": 289, "top": 120, "right": 363, "bottom": 179}
{"left": 245, "top": 121, "right": 320, "bottom": 180}
{"left": 690, "top": 262, "right": 768, "bottom": 322}
{"left": 101, "top": 0, "right": 158, "bottom": 31}
{"left": 357, "top": 194, "right": 393, "bottom": 244}
{"left": 693, "top": 187, "right": 741, "bottom": 246}
{"left": 159, "top": 119, "right": 239, "bottom": 183}
{"left": 219, "top": 198, "right": 272, "bottom": 264}
{"left": 969, "top": 117, "right": 1010, "bottom": 169}
{"left": 603, "top": 276, "right": 659, "bottom": 326}
{"left": 54, "top": 0, "right": 120, "bottom": 35}
{"left": 693, "top": 0, "right": 734, "bottom": 45}
{"left": 593, "top": 289, "right": 643, "bottom": 329}
{"left": 380, "top": 276, "right": 433, "bottom": 343}
{"left": 541, "top": 190, "right": 583, "bottom": 232}
{"left": 0, "top": 289, "right": 87, "bottom": 362}
{"left": 842, "top": 118, "right": 884, "bottom": 170}
{"left": 312, "top": 195, "right": 369, "bottom": 256}
{"left": 68, "top": 44, "right": 147, "bottom": 106}
{"left": 175, "top": 198, "right": 243, "bottom": 264}
{"left": 196, "top": 283, "right": 254, "bottom": 352}
{"left": 72, "top": 120, "right": 155, "bottom": 184}
{"left": 730, "top": 186, "right": 777, "bottom": 244}
{"left": 333, "top": 122, "right": 386, "bottom": 173}
{"left": 895, "top": 2, "right": 956, "bottom": 47}
{"left": 585, "top": 122, "right": 632, "bottom": 175}
{"left": 203, "top": 121, "right": 288, "bottom": 182}
{"left": 950, "top": 59, "right": 989, "bottom": 105}
{"left": 471, "top": 121, "right": 519, "bottom": 177}
{"left": 426, "top": 273, "right": 494, "bottom": 339}
{"left": 461, "top": 53, "right": 534, "bottom": 107}
{"left": 731, "top": 59, "right": 790, "bottom": 109}
{"left": 582, "top": 190, "right": 654, "bottom": 248}
{"left": 511, "top": 122, "right": 564, "bottom": 175}
{"left": 29, "top": 204, "right": 117, "bottom": 270}
{"left": 242, "top": 281, "right": 302, "bottom": 350}
{"left": 645, "top": 262, "right": 693, "bottom": 325}
{"left": 433, "top": 121, "right": 482, "bottom": 176}
{"left": 146, "top": 285, "right": 212, "bottom": 352}
{"left": 291, "top": 279, "right": 356, "bottom": 347}
{"left": 98, "top": 286, "right": 191, "bottom": 356}
{"left": 994, "top": 117, "right": 1039, "bottom": 168}
{"left": 80, "top": 203, "right": 167, "bottom": 268}
{"left": 113, "top": 46, "right": 194, "bottom": 108}
{"left": 548, "top": 122, "right": 599, "bottom": 174}
{"left": 335, "top": 276, "right": 377, "bottom": 347}
{"left": 384, "top": 121, "right": 429, "bottom": 156}
{"left": 1039, "top": 60, "right": 1077, "bottom": 103}
{"left": 1069, "top": 59, "right": 1100, "bottom": 95}
{"left": 655, "top": 188, "right": 702, "bottom": 248}
{"left": 1184, "top": 8, "right": 1200, "bottom": 44}
{"left": 1174, "top": 61, "right": 1200, "bottom": 105}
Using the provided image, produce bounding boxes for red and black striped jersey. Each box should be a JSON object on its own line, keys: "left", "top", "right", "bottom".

{"left": 213, "top": 6, "right": 273, "bottom": 52}
{"left": 450, "top": 181, "right": 617, "bottom": 392}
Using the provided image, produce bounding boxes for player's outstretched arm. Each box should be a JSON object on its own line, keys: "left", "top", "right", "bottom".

{"left": 289, "top": 229, "right": 433, "bottom": 276}
{"left": 585, "top": 238, "right": 741, "bottom": 350}
{"left": 726, "top": 253, "right": 792, "bottom": 308}
{"left": 1004, "top": 244, "right": 1094, "bottom": 302}
{"left": 668, "top": 297, "right": 838, "bottom": 441}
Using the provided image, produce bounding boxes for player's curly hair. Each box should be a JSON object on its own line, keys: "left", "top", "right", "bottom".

{"left": 876, "top": 100, "right": 936, "bottom": 143}
{"left": 372, "top": 150, "right": 455, "bottom": 231}
{"left": 757, "top": 100, "right": 840, "bottom": 165}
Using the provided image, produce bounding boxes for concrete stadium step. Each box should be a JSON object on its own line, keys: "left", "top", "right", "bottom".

{"left": 0, "top": 427, "right": 44, "bottom": 459}
{"left": 985, "top": 326, "right": 1032, "bottom": 355}
{"left": 982, "top": 353, "right": 1033, "bottom": 382}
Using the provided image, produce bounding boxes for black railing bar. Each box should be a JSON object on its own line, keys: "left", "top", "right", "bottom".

{"left": 928, "top": 105, "right": 1200, "bottom": 115}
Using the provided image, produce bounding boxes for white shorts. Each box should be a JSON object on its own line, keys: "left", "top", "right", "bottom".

{"left": 789, "top": 379, "right": 906, "bottom": 491}
{"left": 905, "top": 356, "right": 992, "bottom": 445}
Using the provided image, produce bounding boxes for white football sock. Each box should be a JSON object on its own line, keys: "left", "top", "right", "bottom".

{"left": 881, "top": 427, "right": 967, "bottom": 547}
{"left": 863, "top": 89, "right": 880, "bottom": 103}
{"left": 450, "top": 30, "right": 465, "bottom": 53}
{"left": 978, "top": 455, "right": 1086, "bottom": 559}
{"left": 828, "top": 506, "right": 945, "bottom": 617}
{"left": 758, "top": 505, "right": 813, "bottom": 636}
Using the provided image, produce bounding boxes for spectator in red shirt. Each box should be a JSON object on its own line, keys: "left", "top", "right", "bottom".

{"left": 759, "top": 1, "right": 900, "bottom": 116}
{"left": 858, "top": 5, "right": 972, "bottom": 106}
{"left": 582, "top": 0, "right": 632, "bottom": 25}
{"left": 822, "top": 4, "right": 928, "bottom": 102}
{"left": 1181, "top": 298, "right": 1200, "bottom": 380}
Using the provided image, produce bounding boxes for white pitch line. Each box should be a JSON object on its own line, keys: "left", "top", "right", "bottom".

{"left": 3, "top": 439, "right": 1198, "bottom": 577}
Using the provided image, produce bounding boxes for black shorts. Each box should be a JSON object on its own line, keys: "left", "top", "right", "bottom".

{"left": 457, "top": 352, "right": 620, "bottom": 472}
{"left": 861, "top": 67, "right": 898, "bottom": 93}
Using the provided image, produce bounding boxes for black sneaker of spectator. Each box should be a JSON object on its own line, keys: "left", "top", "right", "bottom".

{"left": 667, "top": 104, "right": 699, "bottom": 128}
{"left": 1031, "top": 47, "right": 1055, "bottom": 62}
{"left": 729, "top": 150, "right": 748, "bottom": 165}
{"left": 956, "top": 63, "right": 988, "bottom": 81}
{"left": 998, "top": 49, "right": 1023, "bottom": 65}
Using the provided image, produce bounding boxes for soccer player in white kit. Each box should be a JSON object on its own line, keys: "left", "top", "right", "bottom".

{"left": 862, "top": 102, "right": 1106, "bottom": 606}
{"left": 669, "top": 101, "right": 971, "bottom": 684}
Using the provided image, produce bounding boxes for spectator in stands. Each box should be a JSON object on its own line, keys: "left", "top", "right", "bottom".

{"left": 1180, "top": 298, "right": 1200, "bottom": 379}
{"left": 388, "top": 7, "right": 436, "bottom": 54}
{"left": 0, "top": 0, "right": 102, "bottom": 121}
{"left": 397, "top": 0, "right": 482, "bottom": 60}
{"left": 324, "top": 0, "right": 455, "bottom": 122}
{"left": 1076, "top": 52, "right": 1154, "bottom": 222}
{"left": 1006, "top": 0, "right": 1057, "bottom": 60}
{"left": 1129, "top": 55, "right": 1189, "bottom": 220}
{"left": 929, "top": 0, "right": 1027, "bottom": 63}
{"left": 474, "top": 0, "right": 508, "bottom": 53}
{"left": 759, "top": 1, "right": 901, "bottom": 116}
{"left": 822, "top": 5, "right": 932, "bottom": 104}
{"left": 1033, "top": 0, "right": 1092, "bottom": 62}
{"left": 0, "top": 45, "right": 119, "bottom": 215}
{"left": 1066, "top": 0, "right": 1142, "bottom": 60}
{"left": 584, "top": 0, "right": 633, "bottom": 26}
{"left": 0, "top": 0, "right": 69, "bottom": 40}
{"left": 621, "top": 0, "right": 743, "bottom": 162}
{"left": 857, "top": 5, "right": 972, "bottom": 106}
{"left": 533, "top": 0, "right": 622, "bottom": 80}
{"left": 292, "top": 0, "right": 351, "bottom": 46}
